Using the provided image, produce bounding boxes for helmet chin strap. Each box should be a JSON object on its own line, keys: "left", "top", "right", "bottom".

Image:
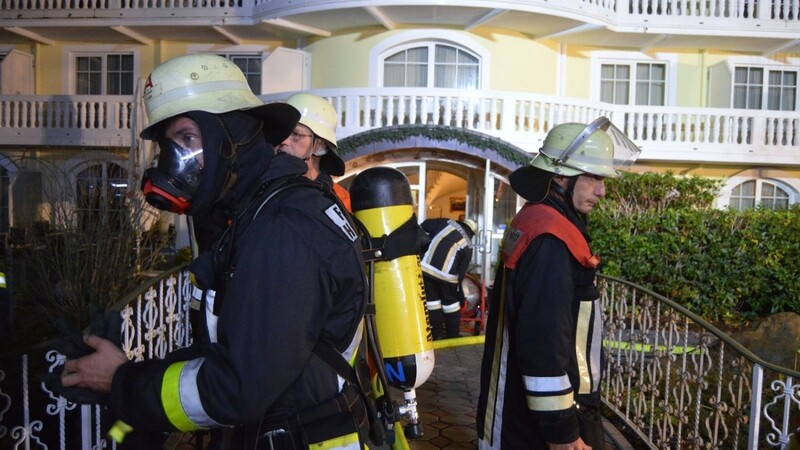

{"left": 301, "top": 135, "right": 322, "bottom": 162}
{"left": 551, "top": 176, "right": 587, "bottom": 224}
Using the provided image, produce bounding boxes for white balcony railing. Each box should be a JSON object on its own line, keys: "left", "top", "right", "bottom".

{"left": 1, "top": 89, "right": 798, "bottom": 166}
{"left": 0, "top": 95, "right": 133, "bottom": 148}
{"left": 1, "top": 0, "right": 799, "bottom": 29}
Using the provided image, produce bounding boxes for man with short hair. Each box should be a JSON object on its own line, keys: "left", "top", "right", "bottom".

{"left": 477, "top": 118, "right": 640, "bottom": 450}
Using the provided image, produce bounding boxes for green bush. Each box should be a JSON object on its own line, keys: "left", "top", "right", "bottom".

{"left": 591, "top": 171, "right": 800, "bottom": 323}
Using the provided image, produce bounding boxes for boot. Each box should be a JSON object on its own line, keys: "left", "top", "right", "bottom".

{"left": 427, "top": 307, "right": 445, "bottom": 340}
{"left": 444, "top": 311, "right": 461, "bottom": 339}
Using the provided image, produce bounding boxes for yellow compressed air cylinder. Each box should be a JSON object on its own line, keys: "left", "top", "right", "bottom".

{"left": 350, "top": 167, "right": 434, "bottom": 390}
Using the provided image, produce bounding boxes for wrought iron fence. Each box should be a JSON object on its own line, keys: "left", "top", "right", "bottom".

{"left": 600, "top": 274, "right": 800, "bottom": 449}
{"left": 1, "top": 268, "right": 798, "bottom": 449}
{"left": 0, "top": 265, "right": 191, "bottom": 450}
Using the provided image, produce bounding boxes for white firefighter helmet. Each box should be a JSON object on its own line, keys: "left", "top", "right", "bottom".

{"left": 510, "top": 117, "right": 641, "bottom": 202}
{"left": 285, "top": 92, "right": 345, "bottom": 176}
{"left": 461, "top": 218, "right": 478, "bottom": 236}
{"left": 286, "top": 92, "right": 338, "bottom": 150}
{"left": 140, "top": 53, "right": 297, "bottom": 144}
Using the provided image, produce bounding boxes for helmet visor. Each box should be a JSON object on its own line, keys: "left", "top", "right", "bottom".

{"left": 154, "top": 138, "right": 204, "bottom": 197}
{"left": 557, "top": 117, "right": 641, "bottom": 175}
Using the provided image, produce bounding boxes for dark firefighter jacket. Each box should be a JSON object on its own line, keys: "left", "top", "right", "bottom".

{"left": 109, "top": 154, "right": 367, "bottom": 433}
{"left": 477, "top": 198, "right": 603, "bottom": 449}
{"left": 420, "top": 218, "right": 473, "bottom": 286}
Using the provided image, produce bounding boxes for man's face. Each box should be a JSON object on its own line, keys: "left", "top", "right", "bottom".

{"left": 571, "top": 174, "right": 606, "bottom": 214}
{"left": 276, "top": 124, "right": 316, "bottom": 160}
{"left": 164, "top": 116, "right": 204, "bottom": 169}
{"left": 554, "top": 174, "right": 606, "bottom": 214}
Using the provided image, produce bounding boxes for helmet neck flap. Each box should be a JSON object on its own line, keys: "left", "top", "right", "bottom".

{"left": 142, "top": 110, "right": 272, "bottom": 219}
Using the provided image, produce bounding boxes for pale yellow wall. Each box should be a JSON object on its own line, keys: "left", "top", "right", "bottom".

{"left": 306, "top": 28, "right": 559, "bottom": 92}
{"left": 35, "top": 43, "right": 64, "bottom": 94}
{"left": 674, "top": 52, "right": 705, "bottom": 107}
{"left": 306, "top": 31, "right": 377, "bottom": 88}
{"left": 562, "top": 45, "right": 593, "bottom": 100}
{"left": 470, "top": 28, "right": 558, "bottom": 93}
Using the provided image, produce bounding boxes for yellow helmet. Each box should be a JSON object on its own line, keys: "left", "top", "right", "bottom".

{"left": 286, "top": 92, "right": 345, "bottom": 176}
{"left": 460, "top": 218, "right": 478, "bottom": 236}
{"left": 140, "top": 54, "right": 297, "bottom": 145}
{"left": 511, "top": 117, "right": 640, "bottom": 202}
{"left": 532, "top": 117, "right": 640, "bottom": 178}
{"left": 286, "top": 93, "right": 338, "bottom": 149}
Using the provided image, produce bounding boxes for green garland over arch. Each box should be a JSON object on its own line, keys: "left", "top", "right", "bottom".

{"left": 337, "top": 125, "right": 533, "bottom": 167}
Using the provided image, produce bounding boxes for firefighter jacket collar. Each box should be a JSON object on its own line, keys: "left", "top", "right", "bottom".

{"left": 502, "top": 202, "right": 600, "bottom": 270}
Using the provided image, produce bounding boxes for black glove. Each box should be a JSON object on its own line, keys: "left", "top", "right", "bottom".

{"left": 40, "top": 307, "right": 123, "bottom": 405}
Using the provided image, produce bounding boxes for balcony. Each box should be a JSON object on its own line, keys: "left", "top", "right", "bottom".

{"left": 0, "top": 0, "right": 798, "bottom": 53}
{"left": 2, "top": 89, "right": 798, "bottom": 167}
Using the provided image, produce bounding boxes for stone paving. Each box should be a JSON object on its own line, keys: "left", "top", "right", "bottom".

{"left": 397, "top": 338, "right": 633, "bottom": 450}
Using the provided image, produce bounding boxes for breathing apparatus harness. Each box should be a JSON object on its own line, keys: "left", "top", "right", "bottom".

{"left": 205, "top": 174, "right": 405, "bottom": 449}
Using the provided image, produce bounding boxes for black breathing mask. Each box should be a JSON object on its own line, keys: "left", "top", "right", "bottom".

{"left": 141, "top": 138, "right": 204, "bottom": 214}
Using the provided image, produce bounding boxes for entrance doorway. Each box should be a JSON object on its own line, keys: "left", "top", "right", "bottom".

{"left": 338, "top": 148, "right": 521, "bottom": 287}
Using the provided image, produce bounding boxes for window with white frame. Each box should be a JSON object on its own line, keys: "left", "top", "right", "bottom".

{"left": 600, "top": 62, "right": 666, "bottom": 105}
{"left": 76, "top": 162, "right": 128, "bottom": 233}
{"left": 729, "top": 179, "right": 791, "bottom": 210}
{"left": 734, "top": 66, "right": 798, "bottom": 111}
{"left": 218, "top": 53, "right": 262, "bottom": 95}
{"left": 75, "top": 54, "right": 134, "bottom": 95}
{"left": 383, "top": 43, "right": 479, "bottom": 89}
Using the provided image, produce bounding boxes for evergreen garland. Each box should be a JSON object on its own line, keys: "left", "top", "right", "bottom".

{"left": 338, "top": 125, "right": 532, "bottom": 166}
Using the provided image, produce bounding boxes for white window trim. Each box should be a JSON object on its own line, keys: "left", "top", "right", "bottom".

{"left": 589, "top": 51, "right": 677, "bottom": 106}
{"left": 188, "top": 45, "right": 274, "bottom": 94}
{"left": 186, "top": 45, "right": 271, "bottom": 68}
{"left": 717, "top": 168, "right": 800, "bottom": 209}
{"left": 369, "top": 30, "right": 490, "bottom": 88}
{"left": 725, "top": 56, "right": 800, "bottom": 111}
{"left": 63, "top": 45, "right": 140, "bottom": 95}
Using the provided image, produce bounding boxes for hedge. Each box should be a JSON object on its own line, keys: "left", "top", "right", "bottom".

{"left": 590, "top": 172, "right": 800, "bottom": 322}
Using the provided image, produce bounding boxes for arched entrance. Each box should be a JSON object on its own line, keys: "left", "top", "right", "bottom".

{"left": 338, "top": 125, "right": 532, "bottom": 285}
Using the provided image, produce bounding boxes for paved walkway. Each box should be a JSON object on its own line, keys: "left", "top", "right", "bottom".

{"left": 398, "top": 337, "right": 634, "bottom": 450}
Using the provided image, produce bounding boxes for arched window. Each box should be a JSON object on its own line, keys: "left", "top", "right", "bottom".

{"left": 76, "top": 162, "right": 128, "bottom": 232}
{"left": 383, "top": 43, "right": 480, "bottom": 89}
{"left": 729, "top": 179, "right": 791, "bottom": 210}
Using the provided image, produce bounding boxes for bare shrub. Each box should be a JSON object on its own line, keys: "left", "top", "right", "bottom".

{"left": 8, "top": 156, "right": 171, "bottom": 344}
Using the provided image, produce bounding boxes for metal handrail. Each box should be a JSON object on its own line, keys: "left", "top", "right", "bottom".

{"left": 599, "top": 273, "right": 800, "bottom": 449}
{"left": 600, "top": 273, "right": 800, "bottom": 378}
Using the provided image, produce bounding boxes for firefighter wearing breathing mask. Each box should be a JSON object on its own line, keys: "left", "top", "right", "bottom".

{"left": 60, "top": 53, "right": 370, "bottom": 450}
{"left": 477, "top": 118, "right": 641, "bottom": 450}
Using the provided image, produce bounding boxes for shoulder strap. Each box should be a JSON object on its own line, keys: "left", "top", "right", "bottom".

{"left": 312, "top": 340, "right": 357, "bottom": 383}
{"left": 502, "top": 203, "right": 600, "bottom": 270}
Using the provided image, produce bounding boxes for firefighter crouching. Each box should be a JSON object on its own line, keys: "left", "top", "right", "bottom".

{"left": 59, "top": 53, "right": 373, "bottom": 450}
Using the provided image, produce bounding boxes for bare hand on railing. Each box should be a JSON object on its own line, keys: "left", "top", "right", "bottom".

{"left": 61, "top": 334, "right": 127, "bottom": 393}
{"left": 547, "top": 438, "right": 592, "bottom": 450}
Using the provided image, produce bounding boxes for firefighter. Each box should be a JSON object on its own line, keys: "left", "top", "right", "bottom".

{"left": 477, "top": 118, "right": 640, "bottom": 450}
{"left": 277, "top": 92, "right": 351, "bottom": 211}
{"left": 420, "top": 218, "right": 477, "bottom": 340}
{"left": 60, "top": 53, "right": 370, "bottom": 450}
